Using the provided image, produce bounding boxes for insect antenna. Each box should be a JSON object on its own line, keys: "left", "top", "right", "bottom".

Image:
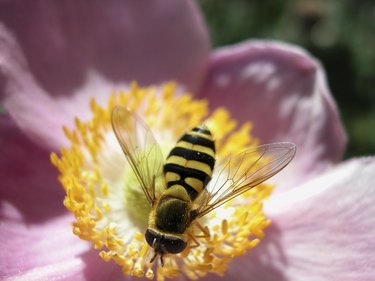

{"left": 150, "top": 252, "right": 157, "bottom": 264}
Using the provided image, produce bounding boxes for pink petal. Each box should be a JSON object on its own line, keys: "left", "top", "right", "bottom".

{"left": 0, "top": 114, "right": 65, "bottom": 221}
{"left": 213, "top": 157, "right": 375, "bottom": 281}
{"left": 0, "top": 215, "right": 123, "bottom": 281}
{"left": 197, "top": 40, "right": 346, "bottom": 189}
{"left": 0, "top": 115, "right": 123, "bottom": 280}
{"left": 0, "top": 0, "right": 210, "bottom": 150}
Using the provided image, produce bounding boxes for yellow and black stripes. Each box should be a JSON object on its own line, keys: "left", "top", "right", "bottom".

{"left": 164, "top": 125, "right": 216, "bottom": 201}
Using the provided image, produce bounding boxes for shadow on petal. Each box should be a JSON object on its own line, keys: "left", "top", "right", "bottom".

{"left": 0, "top": 114, "right": 66, "bottom": 223}
{"left": 0, "top": 0, "right": 209, "bottom": 97}
{"left": 80, "top": 248, "right": 124, "bottom": 281}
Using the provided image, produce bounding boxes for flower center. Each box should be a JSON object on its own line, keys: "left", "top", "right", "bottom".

{"left": 50, "top": 82, "right": 273, "bottom": 280}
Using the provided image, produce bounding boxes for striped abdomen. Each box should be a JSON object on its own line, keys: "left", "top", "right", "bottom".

{"left": 164, "top": 125, "right": 216, "bottom": 201}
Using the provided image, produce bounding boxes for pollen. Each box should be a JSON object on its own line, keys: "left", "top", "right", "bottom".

{"left": 51, "top": 82, "right": 274, "bottom": 280}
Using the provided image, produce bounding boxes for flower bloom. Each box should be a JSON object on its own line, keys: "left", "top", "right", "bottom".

{"left": 50, "top": 83, "right": 280, "bottom": 280}
{"left": 1, "top": 1, "right": 374, "bottom": 281}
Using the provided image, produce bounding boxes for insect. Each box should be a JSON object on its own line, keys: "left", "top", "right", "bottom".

{"left": 112, "top": 106, "right": 296, "bottom": 266}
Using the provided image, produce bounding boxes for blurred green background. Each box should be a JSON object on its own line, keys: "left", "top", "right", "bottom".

{"left": 198, "top": 0, "right": 375, "bottom": 158}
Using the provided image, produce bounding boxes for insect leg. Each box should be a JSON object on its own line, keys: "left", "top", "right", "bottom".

{"left": 187, "top": 221, "right": 211, "bottom": 249}
{"left": 152, "top": 175, "right": 156, "bottom": 205}
{"left": 195, "top": 221, "right": 210, "bottom": 239}
{"left": 187, "top": 232, "right": 200, "bottom": 248}
{"left": 150, "top": 252, "right": 157, "bottom": 264}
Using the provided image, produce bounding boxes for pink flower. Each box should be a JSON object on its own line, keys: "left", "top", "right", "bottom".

{"left": 0, "top": 1, "right": 373, "bottom": 281}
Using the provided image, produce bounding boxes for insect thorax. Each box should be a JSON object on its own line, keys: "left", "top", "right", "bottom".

{"left": 155, "top": 196, "right": 191, "bottom": 234}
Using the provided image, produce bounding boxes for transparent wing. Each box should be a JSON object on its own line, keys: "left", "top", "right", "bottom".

{"left": 111, "top": 106, "right": 165, "bottom": 205}
{"left": 195, "top": 142, "right": 296, "bottom": 218}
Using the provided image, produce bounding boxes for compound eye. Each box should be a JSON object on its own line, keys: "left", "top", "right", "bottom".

{"left": 145, "top": 229, "right": 157, "bottom": 247}
{"left": 163, "top": 236, "right": 187, "bottom": 254}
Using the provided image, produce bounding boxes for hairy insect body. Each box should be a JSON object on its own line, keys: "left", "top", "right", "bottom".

{"left": 154, "top": 125, "right": 216, "bottom": 235}
{"left": 144, "top": 126, "right": 216, "bottom": 264}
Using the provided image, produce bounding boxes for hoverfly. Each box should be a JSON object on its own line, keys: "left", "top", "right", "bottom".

{"left": 112, "top": 106, "right": 296, "bottom": 266}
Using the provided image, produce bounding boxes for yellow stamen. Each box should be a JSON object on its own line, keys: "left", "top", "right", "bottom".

{"left": 51, "top": 82, "right": 273, "bottom": 280}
